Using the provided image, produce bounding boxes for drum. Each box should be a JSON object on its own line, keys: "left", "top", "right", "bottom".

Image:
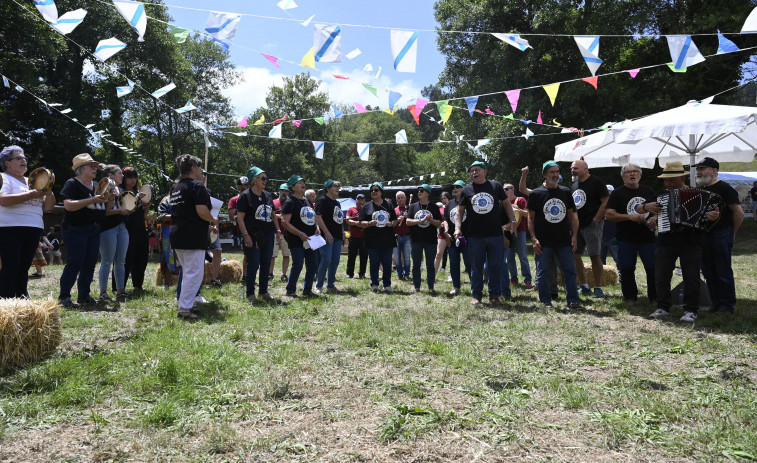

{"left": 27, "top": 167, "right": 55, "bottom": 193}
{"left": 139, "top": 184, "right": 153, "bottom": 204}
{"left": 120, "top": 191, "right": 138, "bottom": 213}
{"left": 96, "top": 177, "right": 116, "bottom": 200}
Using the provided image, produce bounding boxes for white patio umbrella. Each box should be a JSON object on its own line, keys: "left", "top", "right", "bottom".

{"left": 554, "top": 101, "right": 757, "bottom": 184}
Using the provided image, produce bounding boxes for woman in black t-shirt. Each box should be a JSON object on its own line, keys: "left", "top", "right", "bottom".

{"left": 120, "top": 167, "right": 150, "bottom": 293}
{"left": 59, "top": 153, "right": 107, "bottom": 307}
{"left": 358, "top": 182, "right": 398, "bottom": 291}
{"left": 280, "top": 174, "right": 319, "bottom": 297}
{"left": 315, "top": 179, "right": 345, "bottom": 292}
{"left": 236, "top": 166, "right": 280, "bottom": 301}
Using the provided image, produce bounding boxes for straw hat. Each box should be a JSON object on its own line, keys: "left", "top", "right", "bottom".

{"left": 657, "top": 161, "right": 688, "bottom": 178}
{"left": 71, "top": 153, "right": 101, "bottom": 171}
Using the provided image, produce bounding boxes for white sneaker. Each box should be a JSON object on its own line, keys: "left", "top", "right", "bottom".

{"left": 383, "top": 286, "right": 393, "bottom": 293}
{"left": 448, "top": 288, "right": 460, "bottom": 296}
{"left": 649, "top": 308, "right": 670, "bottom": 319}
{"left": 680, "top": 311, "right": 697, "bottom": 323}
{"left": 194, "top": 296, "right": 209, "bottom": 304}
{"left": 313, "top": 287, "right": 323, "bottom": 295}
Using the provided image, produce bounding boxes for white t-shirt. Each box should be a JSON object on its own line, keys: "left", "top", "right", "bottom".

{"left": 0, "top": 173, "right": 44, "bottom": 228}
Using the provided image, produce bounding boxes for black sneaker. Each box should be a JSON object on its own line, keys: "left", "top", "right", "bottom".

{"left": 59, "top": 297, "right": 76, "bottom": 308}
{"left": 77, "top": 295, "right": 98, "bottom": 305}
{"left": 567, "top": 302, "right": 583, "bottom": 311}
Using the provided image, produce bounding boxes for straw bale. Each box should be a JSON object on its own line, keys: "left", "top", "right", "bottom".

{"left": 0, "top": 298, "right": 62, "bottom": 369}
{"left": 557, "top": 263, "right": 618, "bottom": 286}
{"left": 155, "top": 260, "right": 243, "bottom": 286}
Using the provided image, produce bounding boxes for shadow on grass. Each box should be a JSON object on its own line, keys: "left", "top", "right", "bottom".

{"left": 622, "top": 298, "right": 757, "bottom": 335}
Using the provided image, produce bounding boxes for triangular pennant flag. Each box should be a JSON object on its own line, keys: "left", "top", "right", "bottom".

{"left": 2, "top": 76, "right": 9, "bottom": 88}
{"left": 301, "top": 14, "right": 315, "bottom": 27}
{"left": 476, "top": 139, "right": 491, "bottom": 150}
{"left": 113, "top": 0, "right": 147, "bottom": 42}
{"left": 491, "top": 33, "right": 532, "bottom": 51}
{"left": 536, "top": 111, "right": 543, "bottom": 125}
{"left": 435, "top": 100, "right": 448, "bottom": 120}
{"left": 716, "top": 30, "right": 739, "bottom": 54}
{"left": 505, "top": 89, "right": 520, "bottom": 114}
{"left": 743, "top": 6, "right": 757, "bottom": 32}
{"left": 523, "top": 128, "right": 534, "bottom": 139}
{"left": 237, "top": 117, "right": 247, "bottom": 128}
{"left": 574, "top": 35, "right": 602, "bottom": 76}
{"left": 269, "top": 123, "right": 282, "bottom": 139}
{"left": 522, "top": 120, "right": 532, "bottom": 125}
{"left": 151, "top": 81, "right": 175, "bottom": 98}
{"left": 51, "top": 8, "right": 87, "bottom": 34}
{"left": 273, "top": 114, "right": 288, "bottom": 124}
{"left": 416, "top": 98, "right": 429, "bottom": 115}
{"left": 346, "top": 48, "right": 362, "bottom": 59}
{"left": 60, "top": 108, "right": 71, "bottom": 113}
{"left": 504, "top": 114, "right": 514, "bottom": 120}
{"left": 313, "top": 141, "right": 324, "bottom": 159}
{"left": 383, "top": 108, "right": 394, "bottom": 115}
{"left": 362, "top": 83, "right": 377, "bottom": 97}
{"left": 292, "top": 120, "right": 302, "bottom": 127}
{"left": 667, "top": 35, "right": 705, "bottom": 70}
{"left": 168, "top": 25, "right": 189, "bottom": 43}
{"left": 354, "top": 102, "right": 368, "bottom": 113}
{"left": 253, "top": 115, "right": 264, "bottom": 125}
{"left": 174, "top": 100, "right": 197, "bottom": 113}
{"left": 331, "top": 106, "right": 343, "bottom": 119}
{"left": 333, "top": 75, "right": 349, "bottom": 80}
{"left": 228, "top": 132, "right": 247, "bottom": 137}
{"left": 388, "top": 91, "right": 402, "bottom": 111}
{"left": 465, "top": 96, "right": 479, "bottom": 117}
{"left": 375, "top": 66, "right": 382, "bottom": 79}
{"left": 395, "top": 129, "right": 408, "bottom": 144}
{"left": 552, "top": 119, "right": 561, "bottom": 127}
{"left": 261, "top": 53, "right": 281, "bottom": 68}
{"left": 357, "top": 143, "right": 370, "bottom": 161}
{"left": 34, "top": 0, "right": 58, "bottom": 22}
{"left": 363, "top": 64, "right": 373, "bottom": 72}
{"left": 408, "top": 105, "right": 419, "bottom": 125}
{"left": 315, "top": 117, "right": 324, "bottom": 125}
{"left": 667, "top": 63, "right": 687, "bottom": 73}
{"left": 205, "top": 11, "right": 240, "bottom": 51}
{"left": 277, "top": 0, "right": 297, "bottom": 10}
{"left": 93, "top": 38, "right": 126, "bottom": 61}
{"left": 314, "top": 24, "right": 341, "bottom": 63}
{"left": 442, "top": 105, "right": 453, "bottom": 124}
{"left": 543, "top": 83, "right": 560, "bottom": 106}
{"left": 625, "top": 69, "right": 640, "bottom": 78}
{"left": 390, "top": 30, "right": 418, "bottom": 72}
{"left": 582, "top": 76, "right": 598, "bottom": 89}
{"left": 485, "top": 108, "right": 495, "bottom": 115}
{"left": 116, "top": 79, "right": 134, "bottom": 97}
{"left": 300, "top": 47, "right": 316, "bottom": 69}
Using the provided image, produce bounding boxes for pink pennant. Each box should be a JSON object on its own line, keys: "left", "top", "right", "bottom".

{"left": 537, "top": 111, "right": 543, "bottom": 125}
{"left": 273, "top": 114, "right": 288, "bottom": 124}
{"left": 582, "top": 76, "right": 598, "bottom": 90}
{"left": 292, "top": 120, "right": 302, "bottom": 127}
{"left": 237, "top": 116, "right": 248, "bottom": 128}
{"left": 505, "top": 89, "right": 521, "bottom": 114}
{"left": 354, "top": 102, "right": 369, "bottom": 113}
{"left": 625, "top": 69, "right": 640, "bottom": 78}
{"left": 485, "top": 108, "right": 495, "bottom": 116}
{"left": 333, "top": 74, "right": 350, "bottom": 80}
{"left": 475, "top": 109, "right": 484, "bottom": 114}
{"left": 408, "top": 104, "right": 420, "bottom": 125}
{"left": 261, "top": 53, "right": 281, "bottom": 69}
{"left": 415, "top": 98, "right": 429, "bottom": 115}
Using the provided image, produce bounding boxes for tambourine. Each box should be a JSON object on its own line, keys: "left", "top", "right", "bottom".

{"left": 120, "top": 191, "right": 138, "bottom": 213}
{"left": 513, "top": 208, "right": 522, "bottom": 228}
{"left": 139, "top": 184, "right": 153, "bottom": 204}
{"left": 209, "top": 229, "right": 219, "bottom": 243}
{"left": 96, "top": 177, "right": 116, "bottom": 200}
{"left": 27, "top": 167, "right": 55, "bottom": 193}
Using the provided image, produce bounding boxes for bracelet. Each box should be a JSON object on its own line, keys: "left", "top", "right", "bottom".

{"left": 242, "top": 231, "right": 249, "bottom": 235}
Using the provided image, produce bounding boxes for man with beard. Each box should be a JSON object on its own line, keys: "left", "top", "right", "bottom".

{"left": 345, "top": 193, "right": 367, "bottom": 279}
{"left": 605, "top": 164, "right": 657, "bottom": 305}
{"left": 693, "top": 157, "right": 743, "bottom": 315}
{"left": 270, "top": 183, "right": 291, "bottom": 283}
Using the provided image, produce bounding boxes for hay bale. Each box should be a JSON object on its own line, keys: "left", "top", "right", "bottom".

{"left": 155, "top": 266, "right": 178, "bottom": 287}
{"left": 557, "top": 263, "right": 618, "bottom": 286}
{"left": 156, "top": 259, "right": 243, "bottom": 286}
{"left": 0, "top": 298, "right": 62, "bottom": 369}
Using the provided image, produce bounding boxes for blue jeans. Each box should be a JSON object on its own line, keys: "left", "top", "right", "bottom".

{"left": 99, "top": 222, "right": 129, "bottom": 292}
{"left": 448, "top": 244, "right": 470, "bottom": 289}
{"left": 506, "top": 231, "right": 532, "bottom": 284}
{"left": 368, "top": 247, "right": 393, "bottom": 288}
{"left": 701, "top": 227, "right": 735, "bottom": 312}
{"left": 393, "top": 235, "right": 411, "bottom": 277}
{"left": 411, "top": 241, "right": 437, "bottom": 290}
{"left": 536, "top": 245, "right": 579, "bottom": 304}
{"left": 245, "top": 232, "right": 275, "bottom": 297}
{"left": 287, "top": 246, "right": 317, "bottom": 294}
{"left": 601, "top": 238, "right": 619, "bottom": 265}
{"left": 60, "top": 223, "right": 101, "bottom": 301}
{"left": 468, "top": 235, "right": 505, "bottom": 299}
{"left": 617, "top": 240, "right": 656, "bottom": 302}
{"left": 316, "top": 239, "right": 343, "bottom": 289}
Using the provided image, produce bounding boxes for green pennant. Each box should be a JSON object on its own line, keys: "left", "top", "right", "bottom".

{"left": 504, "top": 114, "right": 514, "bottom": 120}
{"left": 435, "top": 100, "right": 449, "bottom": 117}
{"left": 315, "top": 117, "right": 325, "bottom": 125}
{"left": 168, "top": 25, "right": 190, "bottom": 44}
{"left": 362, "top": 83, "right": 378, "bottom": 97}
{"left": 667, "top": 63, "right": 687, "bottom": 73}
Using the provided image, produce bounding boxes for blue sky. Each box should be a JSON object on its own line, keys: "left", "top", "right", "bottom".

{"left": 165, "top": 0, "right": 446, "bottom": 119}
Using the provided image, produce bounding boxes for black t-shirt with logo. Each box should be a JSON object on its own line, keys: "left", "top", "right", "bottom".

{"left": 571, "top": 174, "right": 609, "bottom": 227}
{"left": 237, "top": 188, "right": 275, "bottom": 234}
{"left": 459, "top": 180, "right": 507, "bottom": 238}
{"left": 703, "top": 180, "right": 740, "bottom": 231}
{"left": 315, "top": 195, "right": 344, "bottom": 240}
{"left": 282, "top": 196, "right": 316, "bottom": 248}
{"left": 527, "top": 185, "right": 575, "bottom": 248}
{"left": 408, "top": 201, "right": 442, "bottom": 244}
{"left": 359, "top": 199, "right": 398, "bottom": 248}
{"left": 169, "top": 178, "right": 211, "bottom": 250}
{"left": 606, "top": 184, "right": 656, "bottom": 243}
{"left": 60, "top": 178, "right": 106, "bottom": 228}
{"left": 444, "top": 198, "right": 469, "bottom": 237}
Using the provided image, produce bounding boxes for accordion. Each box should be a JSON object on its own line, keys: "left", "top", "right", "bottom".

{"left": 656, "top": 188, "right": 724, "bottom": 233}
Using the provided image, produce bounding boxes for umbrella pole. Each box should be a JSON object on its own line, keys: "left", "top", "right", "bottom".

{"left": 688, "top": 135, "right": 697, "bottom": 187}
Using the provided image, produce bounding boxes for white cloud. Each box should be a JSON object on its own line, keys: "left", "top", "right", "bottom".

{"left": 223, "top": 66, "right": 287, "bottom": 119}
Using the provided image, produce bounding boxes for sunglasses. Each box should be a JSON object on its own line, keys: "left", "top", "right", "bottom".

{"left": 504, "top": 187, "right": 513, "bottom": 190}
{"left": 370, "top": 188, "right": 381, "bottom": 193}
{"left": 258, "top": 176, "right": 268, "bottom": 181}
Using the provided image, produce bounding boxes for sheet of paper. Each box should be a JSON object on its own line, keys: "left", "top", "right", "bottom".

{"left": 305, "top": 234, "right": 326, "bottom": 250}
{"left": 210, "top": 196, "right": 224, "bottom": 218}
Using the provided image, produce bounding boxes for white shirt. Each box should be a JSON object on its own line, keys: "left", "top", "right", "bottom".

{"left": 0, "top": 173, "right": 44, "bottom": 228}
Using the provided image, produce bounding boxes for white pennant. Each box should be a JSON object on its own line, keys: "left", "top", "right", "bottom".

{"left": 174, "top": 100, "right": 197, "bottom": 113}
{"left": 51, "top": 9, "right": 87, "bottom": 34}
{"left": 277, "top": 0, "right": 298, "bottom": 10}
{"left": 151, "top": 81, "right": 176, "bottom": 99}
{"left": 205, "top": 11, "right": 241, "bottom": 51}
{"left": 574, "top": 36, "right": 602, "bottom": 76}
{"left": 269, "top": 123, "right": 282, "bottom": 139}
{"left": 93, "top": 38, "right": 127, "bottom": 61}
{"left": 314, "top": 24, "right": 342, "bottom": 63}
{"left": 390, "top": 30, "right": 418, "bottom": 72}
{"left": 491, "top": 33, "right": 532, "bottom": 51}
{"left": 667, "top": 35, "right": 705, "bottom": 70}
{"left": 116, "top": 79, "right": 135, "bottom": 98}
{"left": 313, "top": 141, "right": 324, "bottom": 159}
{"left": 395, "top": 129, "right": 408, "bottom": 144}
{"left": 357, "top": 143, "right": 370, "bottom": 161}
{"left": 113, "top": 0, "right": 147, "bottom": 42}
{"left": 34, "top": 0, "right": 58, "bottom": 22}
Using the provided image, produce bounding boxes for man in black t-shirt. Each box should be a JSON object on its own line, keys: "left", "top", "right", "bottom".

{"left": 454, "top": 161, "right": 516, "bottom": 305}
{"left": 605, "top": 163, "right": 657, "bottom": 304}
{"left": 528, "top": 161, "right": 581, "bottom": 309}
{"left": 693, "top": 157, "right": 744, "bottom": 315}
{"left": 570, "top": 160, "right": 609, "bottom": 298}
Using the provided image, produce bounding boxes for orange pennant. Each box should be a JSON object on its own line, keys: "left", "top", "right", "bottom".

{"left": 582, "top": 76, "right": 598, "bottom": 90}
{"left": 408, "top": 105, "right": 420, "bottom": 125}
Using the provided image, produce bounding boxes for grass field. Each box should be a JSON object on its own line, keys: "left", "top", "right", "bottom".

{"left": 2, "top": 222, "right": 757, "bottom": 462}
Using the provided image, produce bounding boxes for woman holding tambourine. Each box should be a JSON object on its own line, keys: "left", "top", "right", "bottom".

{"left": 0, "top": 145, "right": 56, "bottom": 298}
{"left": 98, "top": 165, "right": 130, "bottom": 301}
{"left": 358, "top": 182, "right": 398, "bottom": 292}
{"left": 120, "top": 166, "right": 150, "bottom": 294}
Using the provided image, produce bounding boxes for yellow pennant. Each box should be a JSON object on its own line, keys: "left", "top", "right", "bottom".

{"left": 253, "top": 115, "right": 265, "bottom": 125}
{"left": 383, "top": 108, "right": 394, "bottom": 115}
{"left": 552, "top": 118, "right": 562, "bottom": 127}
{"left": 543, "top": 83, "right": 560, "bottom": 106}
{"left": 300, "top": 47, "right": 316, "bottom": 69}
{"left": 442, "top": 105, "right": 453, "bottom": 124}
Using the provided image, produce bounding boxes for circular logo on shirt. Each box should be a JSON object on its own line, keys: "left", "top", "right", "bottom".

{"left": 373, "top": 210, "right": 389, "bottom": 227}
{"left": 449, "top": 208, "right": 467, "bottom": 224}
{"left": 333, "top": 206, "right": 344, "bottom": 224}
{"left": 471, "top": 192, "right": 494, "bottom": 214}
{"left": 255, "top": 204, "right": 273, "bottom": 222}
{"left": 543, "top": 198, "right": 567, "bottom": 223}
{"left": 573, "top": 189, "right": 587, "bottom": 210}
{"left": 300, "top": 206, "right": 316, "bottom": 225}
{"left": 626, "top": 196, "right": 649, "bottom": 218}
{"left": 415, "top": 209, "right": 432, "bottom": 228}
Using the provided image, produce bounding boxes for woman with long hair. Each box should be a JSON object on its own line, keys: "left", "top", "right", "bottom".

{"left": 98, "top": 165, "right": 130, "bottom": 301}
{"left": 119, "top": 167, "right": 150, "bottom": 293}
{"left": 358, "top": 182, "right": 398, "bottom": 292}
{"left": 280, "top": 174, "right": 319, "bottom": 297}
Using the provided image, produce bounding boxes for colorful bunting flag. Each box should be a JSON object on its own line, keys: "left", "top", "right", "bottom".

{"left": 574, "top": 36, "right": 602, "bottom": 76}
{"left": 491, "top": 33, "right": 531, "bottom": 51}
{"left": 60, "top": 108, "right": 71, "bottom": 114}
{"left": 395, "top": 129, "right": 408, "bottom": 144}
{"left": 301, "top": 15, "right": 314, "bottom": 27}
{"left": 505, "top": 89, "right": 520, "bottom": 114}
{"left": 362, "top": 83, "right": 377, "bottom": 97}
{"left": 667, "top": 62, "right": 687, "bottom": 73}
{"left": 465, "top": 96, "right": 478, "bottom": 117}
{"left": 716, "top": 30, "right": 739, "bottom": 54}
{"left": 253, "top": 115, "right": 264, "bottom": 125}
{"left": 625, "top": 69, "right": 640, "bottom": 78}
{"left": 436, "top": 100, "right": 448, "bottom": 121}
{"left": 536, "top": 111, "right": 543, "bottom": 125}
{"left": 333, "top": 75, "right": 349, "bottom": 80}
{"left": 313, "top": 141, "right": 324, "bottom": 159}
{"left": 237, "top": 117, "right": 247, "bottom": 128}
{"left": 269, "top": 123, "right": 282, "bottom": 139}
{"left": 354, "top": 102, "right": 368, "bottom": 113}
{"left": 346, "top": 48, "right": 362, "bottom": 59}
{"left": 390, "top": 30, "right": 418, "bottom": 73}
{"left": 388, "top": 91, "right": 402, "bottom": 111}
{"left": 205, "top": 11, "right": 241, "bottom": 51}
{"left": 416, "top": 98, "right": 429, "bottom": 114}
{"left": 300, "top": 47, "right": 316, "bottom": 69}
{"left": 113, "top": 0, "right": 147, "bottom": 42}
{"left": 94, "top": 38, "right": 126, "bottom": 61}
{"left": 315, "top": 117, "right": 324, "bottom": 125}
{"left": 51, "top": 8, "right": 87, "bottom": 34}
{"left": 408, "top": 105, "right": 419, "bottom": 125}
{"left": 485, "top": 108, "right": 496, "bottom": 116}
{"left": 273, "top": 114, "right": 288, "bottom": 124}
{"left": 2, "top": 76, "right": 9, "bottom": 88}
{"left": 34, "top": 0, "right": 58, "bottom": 22}
{"left": 357, "top": 143, "right": 370, "bottom": 161}
{"left": 116, "top": 79, "right": 135, "bottom": 97}
{"left": 277, "top": 0, "right": 297, "bottom": 9}
{"left": 174, "top": 100, "right": 197, "bottom": 113}
{"left": 261, "top": 53, "right": 281, "bottom": 68}
{"left": 151, "top": 81, "right": 176, "bottom": 99}
{"left": 168, "top": 25, "right": 189, "bottom": 43}
{"left": 314, "top": 24, "right": 342, "bottom": 63}
{"left": 331, "top": 106, "right": 343, "bottom": 118}
{"left": 504, "top": 114, "right": 514, "bottom": 120}
{"left": 553, "top": 119, "right": 562, "bottom": 127}
{"left": 543, "top": 83, "right": 560, "bottom": 106}
{"left": 292, "top": 120, "right": 302, "bottom": 127}
{"left": 667, "top": 35, "right": 705, "bottom": 70}
{"left": 582, "top": 76, "right": 598, "bottom": 89}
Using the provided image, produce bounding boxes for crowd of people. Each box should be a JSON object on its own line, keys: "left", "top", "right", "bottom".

{"left": 0, "top": 145, "right": 747, "bottom": 324}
